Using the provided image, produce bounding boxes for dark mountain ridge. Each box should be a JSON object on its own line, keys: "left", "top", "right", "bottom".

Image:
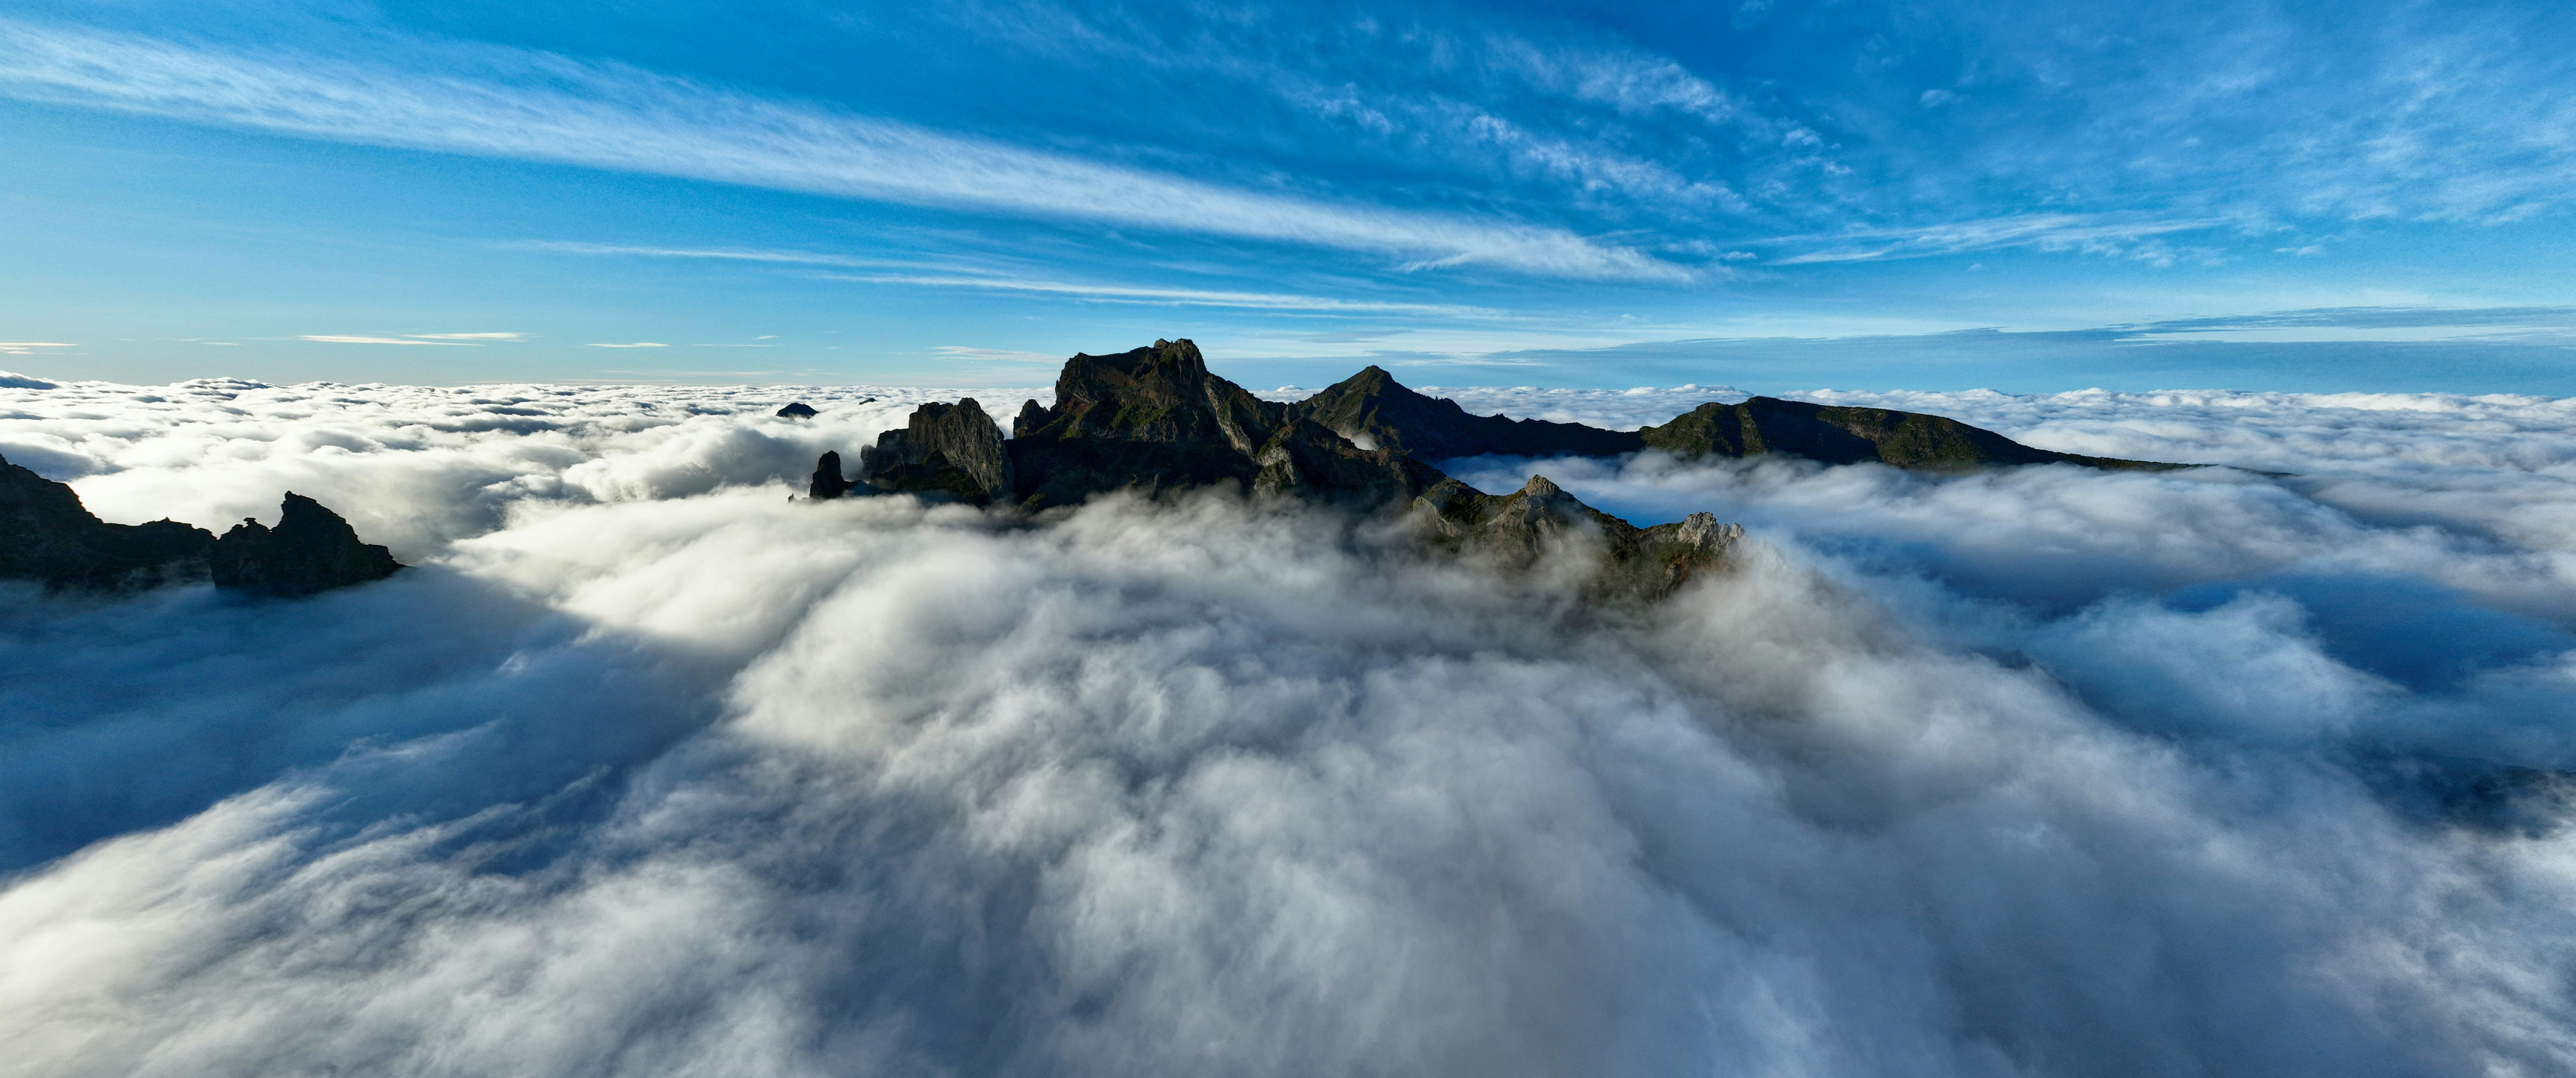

{"left": 207, "top": 493, "right": 404, "bottom": 598}
{"left": 2, "top": 454, "right": 214, "bottom": 590}
{"left": 1297, "top": 363, "right": 2179, "bottom": 471}
{"left": 1637, "top": 398, "right": 2181, "bottom": 472}
{"left": 1292, "top": 365, "right": 1644, "bottom": 459}
{"left": 2, "top": 454, "right": 401, "bottom": 597}
{"left": 806, "top": 338, "right": 2193, "bottom": 595}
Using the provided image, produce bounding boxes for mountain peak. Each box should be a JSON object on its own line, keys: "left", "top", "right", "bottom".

{"left": 1295, "top": 367, "right": 1642, "bottom": 460}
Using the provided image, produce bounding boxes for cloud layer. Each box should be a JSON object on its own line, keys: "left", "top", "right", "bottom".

{"left": 5, "top": 375, "right": 2576, "bottom": 1075}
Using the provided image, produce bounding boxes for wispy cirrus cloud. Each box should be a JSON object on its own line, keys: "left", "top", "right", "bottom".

{"left": 1763, "top": 213, "right": 2226, "bottom": 265}
{"left": 0, "top": 342, "right": 76, "bottom": 356}
{"left": 2122, "top": 305, "right": 2576, "bottom": 333}
{"left": 515, "top": 242, "right": 896, "bottom": 269}
{"left": 294, "top": 335, "right": 473, "bottom": 346}
{"left": 934, "top": 346, "right": 1062, "bottom": 364}
{"left": 2112, "top": 305, "right": 2576, "bottom": 345}
{"left": 835, "top": 273, "right": 1505, "bottom": 317}
{"left": 294, "top": 333, "right": 520, "bottom": 345}
{"left": 0, "top": 19, "right": 1678, "bottom": 281}
{"left": 535, "top": 243, "right": 1508, "bottom": 316}
{"left": 1483, "top": 35, "right": 1752, "bottom": 128}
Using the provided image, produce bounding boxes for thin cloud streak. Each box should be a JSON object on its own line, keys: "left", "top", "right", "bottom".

{"left": 0, "top": 19, "right": 1680, "bottom": 281}
{"left": 1764, "top": 213, "right": 2226, "bottom": 264}
{"left": 836, "top": 273, "right": 1505, "bottom": 317}
{"left": 294, "top": 335, "right": 474, "bottom": 346}
{"left": 518, "top": 241, "right": 898, "bottom": 269}
{"left": 535, "top": 245, "right": 1495, "bottom": 317}
{"left": 934, "top": 346, "right": 1061, "bottom": 364}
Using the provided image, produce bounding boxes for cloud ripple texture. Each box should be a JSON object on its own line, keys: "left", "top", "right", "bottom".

{"left": 4, "top": 376, "right": 2576, "bottom": 1076}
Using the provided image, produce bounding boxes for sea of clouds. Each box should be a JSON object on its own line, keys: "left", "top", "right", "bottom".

{"left": 6, "top": 372, "right": 2576, "bottom": 1077}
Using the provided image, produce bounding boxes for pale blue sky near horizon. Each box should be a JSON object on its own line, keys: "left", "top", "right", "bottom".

{"left": 3, "top": 1, "right": 2572, "bottom": 394}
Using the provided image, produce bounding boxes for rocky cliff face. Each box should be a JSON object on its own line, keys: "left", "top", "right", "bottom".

{"left": 1033, "top": 341, "right": 1275, "bottom": 446}
{"left": 1001, "top": 340, "right": 1289, "bottom": 508}
{"left": 809, "top": 451, "right": 854, "bottom": 500}
{"left": 1638, "top": 397, "right": 2181, "bottom": 471}
{"left": 997, "top": 341, "right": 1445, "bottom": 509}
{"left": 1, "top": 453, "right": 215, "bottom": 589}
{"left": 210, "top": 493, "right": 404, "bottom": 597}
{"left": 1412, "top": 475, "right": 1738, "bottom": 594}
{"left": 857, "top": 398, "right": 1016, "bottom": 505}
{"left": 2, "top": 454, "right": 399, "bottom": 598}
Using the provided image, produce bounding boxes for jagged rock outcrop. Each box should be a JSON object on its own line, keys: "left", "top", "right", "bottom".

{"left": 1247, "top": 416, "right": 1450, "bottom": 506}
{"left": 1, "top": 453, "right": 214, "bottom": 589}
{"left": 809, "top": 340, "right": 1747, "bottom": 599}
{"left": 809, "top": 451, "right": 854, "bottom": 500}
{"left": 1638, "top": 397, "right": 2181, "bottom": 471}
{"left": 4, "top": 458, "right": 400, "bottom": 597}
{"left": 1003, "top": 340, "right": 1289, "bottom": 508}
{"left": 857, "top": 398, "right": 1015, "bottom": 505}
{"left": 1293, "top": 365, "right": 1644, "bottom": 458}
{"left": 210, "top": 493, "right": 403, "bottom": 597}
{"left": 1412, "top": 475, "right": 1738, "bottom": 597}
{"left": 997, "top": 340, "right": 1445, "bottom": 509}
{"left": 776, "top": 402, "right": 818, "bottom": 419}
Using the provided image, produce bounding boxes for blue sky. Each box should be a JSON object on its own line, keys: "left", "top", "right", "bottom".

{"left": 2, "top": 0, "right": 2572, "bottom": 392}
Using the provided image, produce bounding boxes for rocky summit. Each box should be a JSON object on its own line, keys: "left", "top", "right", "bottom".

{"left": 1, "top": 454, "right": 401, "bottom": 598}
{"left": 1414, "top": 475, "right": 1743, "bottom": 597}
{"left": 210, "top": 493, "right": 404, "bottom": 598}
{"left": 1003, "top": 339, "right": 1444, "bottom": 511}
{"left": 1, "top": 452, "right": 215, "bottom": 589}
{"left": 860, "top": 398, "right": 1017, "bottom": 504}
{"left": 1292, "top": 365, "right": 1645, "bottom": 458}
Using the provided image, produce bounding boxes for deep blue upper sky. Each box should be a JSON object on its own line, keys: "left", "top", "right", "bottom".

{"left": 3, "top": 0, "right": 2572, "bottom": 392}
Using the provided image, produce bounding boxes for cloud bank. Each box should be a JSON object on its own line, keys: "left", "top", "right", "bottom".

{"left": 5, "top": 374, "right": 2576, "bottom": 1075}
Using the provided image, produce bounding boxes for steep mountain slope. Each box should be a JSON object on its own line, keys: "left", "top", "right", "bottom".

{"left": 1639, "top": 398, "right": 2182, "bottom": 471}
{"left": 1291, "top": 366, "right": 1644, "bottom": 458}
